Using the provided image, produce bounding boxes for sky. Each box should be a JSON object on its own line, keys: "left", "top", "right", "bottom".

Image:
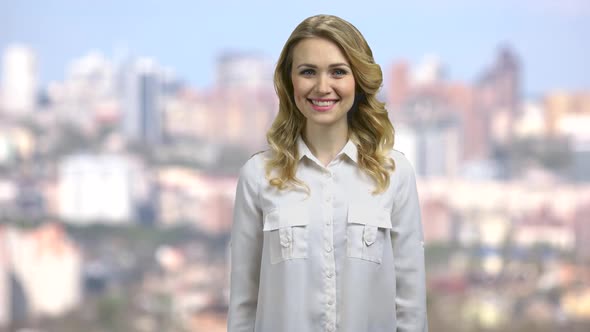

{"left": 1, "top": 0, "right": 589, "bottom": 97}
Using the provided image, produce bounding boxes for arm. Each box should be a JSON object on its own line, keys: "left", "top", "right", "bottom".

{"left": 227, "top": 159, "right": 263, "bottom": 332}
{"left": 390, "top": 157, "right": 428, "bottom": 332}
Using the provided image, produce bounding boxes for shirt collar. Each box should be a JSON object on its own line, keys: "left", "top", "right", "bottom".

{"left": 341, "top": 139, "right": 358, "bottom": 163}
{"left": 297, "top": 135, "right": 358, "bottom": 164}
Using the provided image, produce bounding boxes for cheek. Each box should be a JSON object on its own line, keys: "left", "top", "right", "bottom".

{"left": 291, "top": 78, "right": 307, "bottom": 99}
{"left": 345, "top": 78, "right": 357, "bottom": 95}
{"left": 291, "top": 78, "right": 307, "bottom": 112}
{"left": 338, "top": 80, "right": 356, "bottom": 100}
{"left": 292, "top": 81, "right": 313, "bottom": 110}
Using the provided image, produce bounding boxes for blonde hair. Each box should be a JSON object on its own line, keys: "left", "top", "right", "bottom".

{"left": 266, "top": 14, "right": 395, "bottom": 194}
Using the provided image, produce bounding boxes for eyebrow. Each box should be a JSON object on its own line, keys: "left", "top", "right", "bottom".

{"left": 296, "top": 63, "right": 351, "bottom": 69}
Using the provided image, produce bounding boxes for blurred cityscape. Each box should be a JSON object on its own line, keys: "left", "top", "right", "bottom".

{"left": 0, "top": 41, "right": 588, "bottom": 332}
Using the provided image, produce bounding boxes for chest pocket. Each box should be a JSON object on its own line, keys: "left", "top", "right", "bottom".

{"left": 263, "top": 204, "right": 310, "bottom": 264}
{"left": 346, "top": 203, "right": 392, "bottom": 264}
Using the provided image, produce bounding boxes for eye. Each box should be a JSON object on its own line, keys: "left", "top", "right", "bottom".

{"left": 299, "top": 68, "right": 315, "bottom": 76}
{"left": 332, "top": 68, "right": 348, "bottom": 77}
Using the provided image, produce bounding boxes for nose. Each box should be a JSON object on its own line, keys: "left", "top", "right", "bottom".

{"left": 315, "top": 74, "right": 331, "bottom": 94}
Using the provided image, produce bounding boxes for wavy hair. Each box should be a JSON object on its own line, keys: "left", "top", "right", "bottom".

{"left": 265, "top": 14, "right": 395, "bottom": 194}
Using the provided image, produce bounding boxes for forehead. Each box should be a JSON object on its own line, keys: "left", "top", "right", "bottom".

{"left": 291, "top": 37, "right": 350, "bottom": 66}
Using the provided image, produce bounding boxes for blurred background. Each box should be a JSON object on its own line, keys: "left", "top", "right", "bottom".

{"left": 1, "top": 0, "right": 589, "bottom": 331}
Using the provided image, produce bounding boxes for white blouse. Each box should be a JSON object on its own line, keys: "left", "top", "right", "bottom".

{"left": 228, "top": 137, "right": 428, "bottom": 332}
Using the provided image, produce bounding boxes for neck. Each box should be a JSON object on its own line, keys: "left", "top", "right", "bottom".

{"left": 302, "top": 121, "right": 349, "bottom": 167}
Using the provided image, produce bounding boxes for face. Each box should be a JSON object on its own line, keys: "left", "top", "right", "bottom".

{"left": 290, "top": 37, "right": 356, "bottom": 132}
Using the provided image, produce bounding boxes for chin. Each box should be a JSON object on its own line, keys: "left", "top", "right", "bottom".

{"left": 307, "top": 117, "right": 345, "bottom": 127}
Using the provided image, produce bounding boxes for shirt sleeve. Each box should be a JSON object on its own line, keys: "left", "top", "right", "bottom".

{"left": 227, "top": 158, "right": 264, "bottom": 332}
{"left": 390, "top": 156, "right": 428, "bottom": 332}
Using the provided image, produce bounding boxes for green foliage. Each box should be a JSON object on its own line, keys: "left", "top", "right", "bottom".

{"left": 97, "top": 293, "right": 127, "bottom": 331}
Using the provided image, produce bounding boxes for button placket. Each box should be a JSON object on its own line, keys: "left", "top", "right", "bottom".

{"left": 322, "top": 166, "right": 337, "bottom": 332}
{"left": 324, "top": 200, "right": 333, "bottom": 226}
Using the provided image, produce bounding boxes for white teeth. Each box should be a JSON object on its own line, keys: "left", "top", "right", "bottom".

{"left": 311, "top": 100, "right": 336, "bottom": 106}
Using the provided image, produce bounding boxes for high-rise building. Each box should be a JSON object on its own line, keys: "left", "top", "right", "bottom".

{"left": 217, "top": 90, "right": 276, "bottom": 149}
{"left": 475, "top": 46, "right": 521, "bottom": 157}
{"left": 0, "top": 45, "right": 38, "bottom": 115}
{"left": 415, "top": 118, "right": 461, "bottom": 178}
{"left": 388, "top": 57, "right": 485, "bottom": 163}
{"left": 392, "top": 47, "right": 520, "bottom": 163}
{"left": 121, "top": 58, "right": 166, "bottom": 144}
{"left": 477, "top": 46, "right": 520, "bottom": 114}
{"left": 216, "top": 52, "right": 273, "bottom": 92}
{"left": 57, "top": 52, "right": 117, "bottom": 124}
{"left": 209, "top": 52, "right": 276, "bottom": 149}
{"left": 388, "top": 61, "right": 410, "bottom": 112}
{"left": 397, "top": 86, "right": 462, "bottom": 177}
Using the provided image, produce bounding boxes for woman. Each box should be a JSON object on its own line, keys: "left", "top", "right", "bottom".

{"left": 228, "top": 14, "right": 428, "bottom": 332}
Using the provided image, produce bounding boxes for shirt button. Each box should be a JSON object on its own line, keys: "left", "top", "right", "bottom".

{"left": 326, "top": 271, "right": 334, "bottom": 278}
{"left": 327, "top": 324, "right": 334, "bottom": 332}
{"left": 328, "top": 298, "right": 334, "bottom": 305}
{"left": 280, "top": 238, "right": 291, "bottom": 248}
{"left": 325, "top": 245, "right": 333, "bottom": 252}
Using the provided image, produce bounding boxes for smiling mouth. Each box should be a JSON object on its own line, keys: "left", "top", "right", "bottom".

{"left": 308, "top": 99, "right": 338, "bottom": 107}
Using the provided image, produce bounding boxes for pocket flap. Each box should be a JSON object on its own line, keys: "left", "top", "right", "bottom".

{"left": 347, "top": 203, "right": 391, "bottom": 229}
{"left": 364, "top": 226, "right": 378, "bottom": 246}
{"left": 263, "top": 204, "right": 309, "bottom": 231}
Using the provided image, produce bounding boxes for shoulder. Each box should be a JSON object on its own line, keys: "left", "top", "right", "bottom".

{"left": 387, "top": 149, "right": 420, "bottom": 205}
{"left": 389, "top": 149, "right": 417, "bottom": 184}
{"left": 239, "top": 149, "right": 270, "bottom": 180}
{"left": 390, "top": 149, "right": 416, "bottom": 191}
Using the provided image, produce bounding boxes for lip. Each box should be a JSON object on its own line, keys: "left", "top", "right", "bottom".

{"left": 307, "top": 98, "right": 339, "bottom": 112}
